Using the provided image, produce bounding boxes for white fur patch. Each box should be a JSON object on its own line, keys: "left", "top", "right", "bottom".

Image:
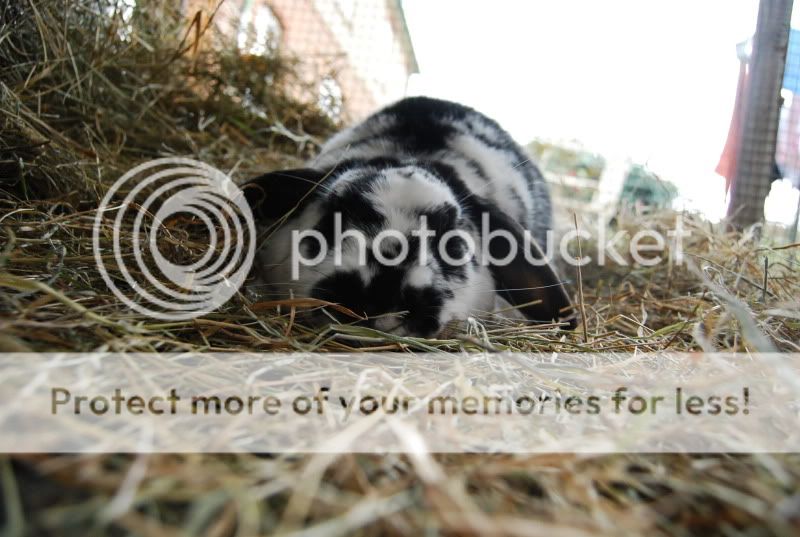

{"left": 367, "top": 167, "right": 457, "bottom": 214}
{"left": 405, "top": 265, "right": 434, "bottom": 288}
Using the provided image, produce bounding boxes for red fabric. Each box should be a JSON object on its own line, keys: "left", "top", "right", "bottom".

{"left": 716, "top": 61, "right": 749, "bottom": 193}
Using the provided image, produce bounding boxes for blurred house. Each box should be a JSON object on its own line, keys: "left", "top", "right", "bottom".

{"left": 527, "top": 139, "right": 606, "bottom": 210}
{"left": 212, "top": 0, "right": 418, "bottom": 121}
{"left": 527, "top": 139, "right": 678, "bottom": 217}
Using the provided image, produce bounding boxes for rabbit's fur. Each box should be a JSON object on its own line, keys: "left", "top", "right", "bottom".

{"left": 245, "top": 97, "right": 574, "bottom": 336}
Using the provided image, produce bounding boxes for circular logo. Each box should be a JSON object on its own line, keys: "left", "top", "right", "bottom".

{"left": 93, "top": 158, "right": 255, "bottom": 320}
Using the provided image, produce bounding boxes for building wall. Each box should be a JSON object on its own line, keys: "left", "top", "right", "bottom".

{"left": 201, "top": 0, "right": 415, "bottom": 121}
{"left": 310, "top": 0, "right": 414, "bottom": 117}
{"left": 267, "top": 0, "right": 377, "bottom": 120}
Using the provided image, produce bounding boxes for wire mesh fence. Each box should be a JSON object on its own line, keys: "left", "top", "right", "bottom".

{"left": 720, "top": 0, "right": 795, "bottom": 232}
{"left": 775, "top": 3, "right": 800, "bottom": 240}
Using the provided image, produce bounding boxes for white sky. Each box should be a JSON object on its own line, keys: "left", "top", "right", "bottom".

{"left": 402, "top": 0, "right": 800, "bottom": 224}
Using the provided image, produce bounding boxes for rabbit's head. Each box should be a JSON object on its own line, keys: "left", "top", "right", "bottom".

{"left": 244, "top": 162, "right": 575, "bottom": 336}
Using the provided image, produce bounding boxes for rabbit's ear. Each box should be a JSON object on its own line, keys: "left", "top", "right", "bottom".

{"left": 483, "top": 206, "right": 577, "bottom": 328}
{"left": 242, "top": 168, "right": 328, "bottom": 220}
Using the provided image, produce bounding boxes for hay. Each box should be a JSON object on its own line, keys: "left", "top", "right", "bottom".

{"left": 1, "top": 1, "right": 800, "bottom": 535}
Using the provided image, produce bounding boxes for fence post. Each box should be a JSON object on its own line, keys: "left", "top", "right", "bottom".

{"left": 728, "top": 0, "right": 794, "bottom": 229}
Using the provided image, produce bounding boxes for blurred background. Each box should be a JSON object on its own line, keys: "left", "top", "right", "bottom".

{"left": 209, "top": 0, "right": 800, "bottom": 241}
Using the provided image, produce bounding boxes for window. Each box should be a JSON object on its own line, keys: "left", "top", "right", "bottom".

{"left": 237, "top": 3, "right": 282, "bottom": 55}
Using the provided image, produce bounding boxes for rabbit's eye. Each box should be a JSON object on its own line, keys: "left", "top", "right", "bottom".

{"left": 310, "top": 271, "right": 367, "bottom": 320}
{"left": 299, "top": 235, "right": 322, "bottom": 259}
{"left": 377, "top": 236, "right": 403, "bottom": 261}
{"left": 444, "top": 235, "right": 467, "bottom": 260}
{"left": 420, "top": 203, "right": 458, "bottom": 235}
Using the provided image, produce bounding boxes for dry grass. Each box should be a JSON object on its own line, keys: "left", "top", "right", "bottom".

{"left": 1, "top": 1, "right": 800, "bottom": 535}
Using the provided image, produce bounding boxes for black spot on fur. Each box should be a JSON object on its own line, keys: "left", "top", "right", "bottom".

{"left": 377, "top": 97, "right": 517, "bottom": 154}
{"left": 379, "top": 98, "right": 464, "bottom": 153}
{"left": 300, "top": 234, "right": 321, "bottom": 260}
{"left": 367, "top": 267, "right": 406, "bottom": 314}
{"left": 311, "top": 266, "right": 448, "bottom": 337}
{"left": 312, "top": 172, "right": 386, "bottom": 245}
{"left": 334, "top": 186, "right": 384, "bottom": 230}
{"left": 437, "top": 233, "right": 469, "bottom": 281}
{"left": 336, "top": 157, "right": 404, "bottom": 172}
{"left": 311, "top": 271, "right": 367, "bottom": 321}
{"left": 421, "top": 203, "right": 458, "bottom": 235}
{"left": 402, "top": 285, "right": 447, "bottom": 337}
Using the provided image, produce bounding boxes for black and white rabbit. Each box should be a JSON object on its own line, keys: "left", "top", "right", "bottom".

{"left": 244, "top": 97, "right": 575, "bottom": 337}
